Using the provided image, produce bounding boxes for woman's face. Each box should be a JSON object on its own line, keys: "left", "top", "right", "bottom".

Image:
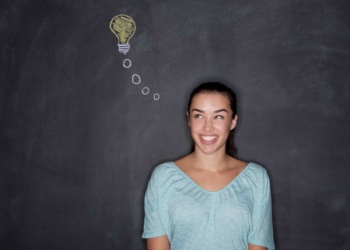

{"left": 187, "top": 93, "right": 237, "bottom": 155}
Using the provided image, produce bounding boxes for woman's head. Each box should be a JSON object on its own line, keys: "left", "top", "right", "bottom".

{"left": 187, "top": 82, "right": 238, "bottom": 158}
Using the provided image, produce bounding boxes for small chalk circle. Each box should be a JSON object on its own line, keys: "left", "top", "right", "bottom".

{"left": 132, "top": 74, "right": 141, "bottom": 84}
{"left": 142, "top": 87, "right": 150, "bottom": 95}
{"left": 154, "top": 93, "right": 160, "bottom": 100}
{"left": 123, "top": 59, "right": 132, "bottom": 68}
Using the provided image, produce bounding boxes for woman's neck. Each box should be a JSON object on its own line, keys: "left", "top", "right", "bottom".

{"left": 190, "top": 150, "right": 231, "bottom": 172}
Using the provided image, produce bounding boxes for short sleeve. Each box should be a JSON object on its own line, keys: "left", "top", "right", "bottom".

{"left": 248, "top": 169, "right": 275, "bottom": 249}
{"left": 142, "top": 168, "right": 166, "bottom": 238}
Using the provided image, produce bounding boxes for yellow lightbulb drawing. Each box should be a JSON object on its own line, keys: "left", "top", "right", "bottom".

{"left": 110, "top": 14, "right": 136, "bottom": 55}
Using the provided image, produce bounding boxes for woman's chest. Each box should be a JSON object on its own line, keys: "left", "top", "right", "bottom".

{"left": 166, "top": 183, "right": 254, "bottom": 228}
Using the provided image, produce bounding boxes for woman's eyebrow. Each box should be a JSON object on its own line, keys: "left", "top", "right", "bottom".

{"left": 192, "top": 108, "right": 204, "bottom": 113}
{"left": 214, "top": 109, "right": 228, "bottom": 113}
{"left": 191, "top": 108, "right": 228, "bottom": 113}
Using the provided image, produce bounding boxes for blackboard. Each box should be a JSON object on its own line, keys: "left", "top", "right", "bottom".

{"left": 1, "top": 0, "right": 350, "bottom": 249}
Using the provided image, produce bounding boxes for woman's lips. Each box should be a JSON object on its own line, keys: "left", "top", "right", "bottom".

{"left": 200, "top": 135, "right": 218, "bottom": 144}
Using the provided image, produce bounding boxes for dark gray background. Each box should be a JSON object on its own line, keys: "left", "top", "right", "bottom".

{"left": 1, "top": 0, "right": 350, "bottom": 249}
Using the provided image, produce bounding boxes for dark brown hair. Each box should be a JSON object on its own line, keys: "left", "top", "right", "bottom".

{"left": 187, "top": 82, "right": 238, "bottom": 158}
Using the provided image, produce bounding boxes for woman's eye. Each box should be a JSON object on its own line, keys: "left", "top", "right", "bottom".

{"left": 194, "top": 114, "right": 202, "bottom": 118}
{"left": 215, "top": 115, "right": 224, "bottom": 119}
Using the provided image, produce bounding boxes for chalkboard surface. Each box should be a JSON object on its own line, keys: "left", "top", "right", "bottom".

{"left": 1, "top": 0, "right": 350, "bottom": 249}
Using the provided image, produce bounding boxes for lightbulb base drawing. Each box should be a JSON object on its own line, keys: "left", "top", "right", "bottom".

{"left": 118, "top": 43, "right": 130, "bottom": 55}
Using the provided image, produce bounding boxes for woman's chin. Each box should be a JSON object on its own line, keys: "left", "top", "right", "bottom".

{"left": 194, "top": 144, "right": 225, "bottom": 155}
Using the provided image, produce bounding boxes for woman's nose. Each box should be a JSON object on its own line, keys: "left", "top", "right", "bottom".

{"left": 203, "top": 119, "right": 213, "bottom": 131}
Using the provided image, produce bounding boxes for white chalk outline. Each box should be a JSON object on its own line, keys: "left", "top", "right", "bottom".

{"left": 142, "top": 87, "right": 150, "bottom": 95}
{"left": 123, "top": 59, "right": 132, "bottom": 68}
{"left": 121, "top": 57, "right": 160, "bottom": 100}
{"left": 132, "top": 74, "right": 141, "bottom": 84}
{"left": 118, "top": 44, "right": 130, "bottom": 55}
{"left": 154, "top": 93, "right": 160, "bottom": 100}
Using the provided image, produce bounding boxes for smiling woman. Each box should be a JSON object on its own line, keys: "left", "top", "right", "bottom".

{"left": 142, "top": 82, "right": 275, "bottom": 250}
{"left": 187, "top": 93, "right": 236, "bottom": 158}
{"left": 187, "top": 84, "right": 238, "bottom": 158}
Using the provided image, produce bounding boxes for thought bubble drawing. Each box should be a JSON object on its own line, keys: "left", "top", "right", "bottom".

{"left": 123, "top": 59, "right": 132, "bottom": 68}
{"left": 154, "top": 93, "right": 160, "bottom": 100}
{"left": 142, "top": 87, "right": 150, "bottom": 95}
{"left": 132, "top": 74, "right": 141, "bottom": 84}
{"left": 110, "top": 14, "right": 136, "bottom": 54}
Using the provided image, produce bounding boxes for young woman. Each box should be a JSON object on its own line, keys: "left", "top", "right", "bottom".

{"left": 142, "top": 82, "right": 275, "bottom": 250}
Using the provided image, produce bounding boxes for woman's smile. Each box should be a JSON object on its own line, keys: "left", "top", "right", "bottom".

{"left": 200, "top": 135, "right": 218, "bottom": 144}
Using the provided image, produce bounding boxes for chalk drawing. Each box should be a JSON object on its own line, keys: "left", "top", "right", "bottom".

{"left": 111, "top": 14, "right": 159, "bottom": 101}
{"left": 132, "top": 74, "right": 141, "bottom": 84}
{"left": 123, "top": 59, "right": 132, "bottom": 68}
{"left": 142, "top": 87, "right": 150, "bottom": 95}
{"left": 154, "top": 94, "right": 160, "bottom": 101}
{"left": 110, "top": 14, "right": 136, "bottom": 55}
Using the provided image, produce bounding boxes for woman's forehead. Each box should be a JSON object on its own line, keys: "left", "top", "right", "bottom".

{"left": 192, "top": 93, "right": 230, "bottom": 104}
{"left": 190, "top": 93, "right": 231, "bottom": 110}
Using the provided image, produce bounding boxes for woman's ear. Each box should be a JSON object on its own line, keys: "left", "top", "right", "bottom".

{"left": 187, "top": 111, "right": 190, "bottom": 127}
{"left": 230, "top": 114, "right": 238, "bottom": 130}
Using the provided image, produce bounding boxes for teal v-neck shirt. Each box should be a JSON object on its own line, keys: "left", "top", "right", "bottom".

{"left": 142, "top": 162, "right": 275, "bottom": 250}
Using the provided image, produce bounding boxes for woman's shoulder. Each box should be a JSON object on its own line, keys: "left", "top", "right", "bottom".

{"left": 246, "top": 162, "right": 267, "bottom": 172}
{"left": 151, "top": 162, "right": 180, "bottom": 180}
{"left": 242, "top": 162, "right": 269, "bottom": 180}
{"left": 153, "top": 161, "right": 176, "bottom": 171}
{"left": 149, "top": 161, "right": 189, "bottom": 190}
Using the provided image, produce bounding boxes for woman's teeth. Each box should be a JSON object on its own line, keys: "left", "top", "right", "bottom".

{"left": 201, "top": 136, "right": 217, "bottom": 141}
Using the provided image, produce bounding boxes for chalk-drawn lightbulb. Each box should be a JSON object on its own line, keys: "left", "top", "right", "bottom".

{"left": 110, "top": 14, "right": 136, "bottom": 55}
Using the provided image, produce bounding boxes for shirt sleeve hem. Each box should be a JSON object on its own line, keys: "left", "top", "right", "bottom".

{"left": 248, "top": 239, "right": 275, "bottom": 250}
{"left": 142, "top": 231, "right": 167, "bottom": 239}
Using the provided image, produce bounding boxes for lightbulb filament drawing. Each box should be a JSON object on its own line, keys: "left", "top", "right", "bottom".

{"left": 110, "top": 14, "right": 136, "bottom": 54}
